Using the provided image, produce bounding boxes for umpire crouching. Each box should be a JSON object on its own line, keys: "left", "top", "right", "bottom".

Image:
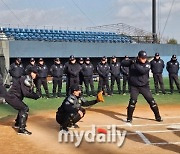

{"left": 121, "top": 50, "right": 162, "bottom": 123}
{"left": 5, "top": 67, "right": 40, "bottom": 135}
{"left": 50, "top": 58, "right": 64, "bottom": 97}
{"left": 56, "top": 85, "right": 104, "bottom": 132}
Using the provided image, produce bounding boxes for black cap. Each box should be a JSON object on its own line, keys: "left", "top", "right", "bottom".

{"left": 138, "top": 50, "right": 147, "bottom": 58}
{"left": 101, "top": 56, "right": 107, "bottom": 61}
{"left": 16, "top": 57, "right": 21, "bottom": 62}
{"left": 70, "top": 84, "right": 81, "bottom": 93}
{"left": 30, "top": 58, "right": 35, "bottom": 62}
{"left": 79, "top": 57, "right": 83, "bottom": 61}
{"left": 54, "top": 58, "right": 60, "bottom": 61}
{"left": 125, "top": 55, "right": 129, "bottom": 58}
{"left": 112, "top": 55, "right": 116, "bottom": 59}
{"left": 39, "top": 58, "right": 43, "bottom": 61}
{"left": 86, "top": 57, "right": 90, "bottom": 61}
{"left": 172, "top": 54, "right": 177, "bottom": 59}
{"left": 69, "top": 55, "right": 75, "bottom": 61}
{"left": 155, "top": 53, "right": 159, "bottom": 56}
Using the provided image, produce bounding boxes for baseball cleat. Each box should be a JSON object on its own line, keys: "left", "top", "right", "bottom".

{"left": 18, "top": 129, "right": 32, "bottom": 135}
{"left": 127, "top": 119, "right": 132, "bottom": 123}
{"left": 156, "top": 118, "right": 163, "bottom": 122}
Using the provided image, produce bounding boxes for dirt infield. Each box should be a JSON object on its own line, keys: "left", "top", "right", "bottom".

{"left": 0, "top": 105, "right": 180, "bottom": 154}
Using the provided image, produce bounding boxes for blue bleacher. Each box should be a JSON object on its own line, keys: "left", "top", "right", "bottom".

{"left": 1, "top": 27, "right": 132, "bottom": 43}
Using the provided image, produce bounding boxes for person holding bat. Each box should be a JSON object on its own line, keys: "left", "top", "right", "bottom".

{"left": 121, "top": 50, "right": 162, "bottom": 123}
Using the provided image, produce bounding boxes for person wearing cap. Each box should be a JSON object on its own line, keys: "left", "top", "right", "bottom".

{"left": 64, "top": 55, "right": 81, "bottom": 95}
{"left": 150, "top": 53, "right": 166, "bottom": 95}
{"left": 36, "top": 58, "right": 50, "bottom": 98}
{"left": 81, "top": 57, "right": 95, "bottom": 96}
{"left": 166, "top": 55, "right": 180, "bottom": 94}
{"left": 121, "top": 50, "right": 162, "bottom": 123}
{"left": 97, "top": 56, "right": 111, "bottom": 95}
{"left": 25, "top": 58, "right": 36, "bottom": 75}
{"left": 110, "top": 56, "right": 121, "bottom": 95}
{"left": 121, "top": 55, "right": 130, "bottom": 95}
{"left": 50, "top": 58, "right": 64, "bottom": 97}
{"left": 5, "top": 67, "right": 40, "bottom": 135}
{"left": 9, "top": 58, "right": 25, "bottom": 83}
{"left": 79, "top": 58, "right": 84, "bottom": 86}
{"left": 56, "top": 85, "right": 104, "bottom": 132}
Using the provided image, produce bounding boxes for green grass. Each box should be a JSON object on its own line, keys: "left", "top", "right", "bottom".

{"left": 0, "top": 77, "right": 179, "bottom": 117}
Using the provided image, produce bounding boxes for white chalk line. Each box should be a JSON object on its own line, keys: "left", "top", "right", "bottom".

{"left": 136, "top": 131, "right": 151, "bottom": 144}
{"left": 81, "top": 122, "right": 180, "bottom": 128}
{"left": 151, "top": 142, "right": 180, "bottom": 145}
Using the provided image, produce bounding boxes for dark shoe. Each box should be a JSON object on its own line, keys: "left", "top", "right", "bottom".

{"left": 12, "top": 123, "right": 19, "bottom": 129}
{"left": 60, "top": 126, "right": 69, "bottom": 133}
{"left": 127, "top": 119, "right": 132, "bottom": 123}
{"left": 18, "top": 128, "right": 32, "bottom": 135}
{"left": 72, "top": 124, "right": 79, "bottom": 128}
{"left": 156, "top": 118, "right": 163, "bottom": 122}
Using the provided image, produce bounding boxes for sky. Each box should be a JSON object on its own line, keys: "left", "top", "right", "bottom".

{"left": 0, "top": 0, "right": 179, "bottom": 43}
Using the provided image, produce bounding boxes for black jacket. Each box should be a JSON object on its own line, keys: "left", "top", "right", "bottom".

{"left": 121, "top": 59, "right": 151, "bottom": 87}
{"left": 66, "top": 62, "right": 81, "bottom": 78}
{"left": 110, "top": 62, "right": 121, "bottom": 77}
{"left": 9, "top": 63, "right": 25, "bottom": 78}
{"left": 25, "top": 64, "right": 37, "bottom": 75}
{"left": 150, "top": 58, "right": 164, "bottom": 74}
{"left": 50, "top": 63, "right": 64, "bottom": 77}
{"left": 5, "top": 75, "right": 39, "bottom": 101}
{"left": 81, "top": 63, "right": 94, "bottom": 77}
{"left": 37, "top": 64, "right": 48, "bottom": 78}
{"left": 166, "top": 59, "right": 179, "bottom": 74}
{"left": 57, "top": 94, "right": 98, "bottom": 114}
{"left": 97, "top": 62, "right": 110, "bottom": 78}
{"left": 121, "top": 65, "right": 129, "bottom": 76}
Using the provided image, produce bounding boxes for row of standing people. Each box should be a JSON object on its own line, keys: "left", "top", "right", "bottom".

{"left": 9, "top": 53, "right": 180, "bottom": 98}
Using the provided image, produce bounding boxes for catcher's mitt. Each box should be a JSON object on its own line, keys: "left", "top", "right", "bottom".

{"left": 97, "top": 91, "right": 104, "bottom": 102}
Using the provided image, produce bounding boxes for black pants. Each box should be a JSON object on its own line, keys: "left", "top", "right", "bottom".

{"left": 153, "top": 73, "right": 165, "bottom": 94}
{"left": 127, "top": 85, "right": 161, "bottom": 121}
{"left": 56, "top": 108, "right": 85, "bottom": 128}
{"left": 111, "top": 75, "right": 121, "bottom": 94}
{"left": 66, "top": 76, "right": 69, "bottom": 96}
{"left": 98, "top": 76, "right": 111, "bottom": 95}
{"left": 52, "top": 77, "right": 62, "bottom": 97}
{"left": 79, "top": 74, "right": 84, "bottom": 86}
{"left": 169, "top": 74, "right": 180, "bottom": 93}
{"left": 122, "top": 75, "right": 129, "bottom": 94}
{"left": 37, "top": 77, "right": 49, "bottom": 97}
{"left": 12, "top": 77, "right": 20, "bottom": 84}
{"left": 66, "top": 76, "right": 79, "bottom": 95}
{"left": 84, "top": 76, "right": 95, "bottom": 96}
{"left": 5, "top": 94, "right": 29, "bottom": 129}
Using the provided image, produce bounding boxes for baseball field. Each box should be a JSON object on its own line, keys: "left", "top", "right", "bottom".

{"left": 0, "top": 77, "right": 180, "bottom": 154}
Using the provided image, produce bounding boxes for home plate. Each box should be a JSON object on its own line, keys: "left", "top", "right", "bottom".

{"left": 167, "top": 124, "right": 180, "bottom": 129}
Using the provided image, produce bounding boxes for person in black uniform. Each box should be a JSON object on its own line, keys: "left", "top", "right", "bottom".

{"left": 64, "top": 55, "right": 81, "bottom": 95}
{"left": 166, "top": 55, "right": 180, "bottom": 94}
{"left": 97, "top": 56, "right": 111, "bottom": 95}
{"left": 36, "top": 58, "right": 50, "bottom": 98}
{"left": 5, "top": 68, "right": 40, "bottom": 135}
{"left": 81, "top": 57, "right": 95, "bottom": 96}
{"left": 25, "top": 58, "right": 36, "bottom": 75}
{"left": 150, "top": 53, "right": 166, "bottom": 95}
{"left": 50, "top": 58, "right": 64, "bottom": 97}
{"left": 110, "top": 56, "right": 121, "bottom": 95}
{"left": 0, "top": 73, "right": 7, "bottom": 103}
{"left": 79, "top": 57, "right": 84, "bottom": 86}
{"left": 25, "top": 58, "right": 38, "bottom": 88}
{"left": 56, "top": 85, "right": 104, "bottom": 132}
{"left": 121, "top": 50, "right": 162, "bottom": 122}
{"left": 9, "top": 58, "right": 25, "bottom": 83}
{"left": 121, "top": 55, "right": 130, "bottom": 95}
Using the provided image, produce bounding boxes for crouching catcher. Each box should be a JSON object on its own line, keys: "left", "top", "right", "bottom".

{"left": 5, "top": 68, "right": 40, "bottom": 135}
{"left": 56, "top": 85, "right": 104, "bottom": 132}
